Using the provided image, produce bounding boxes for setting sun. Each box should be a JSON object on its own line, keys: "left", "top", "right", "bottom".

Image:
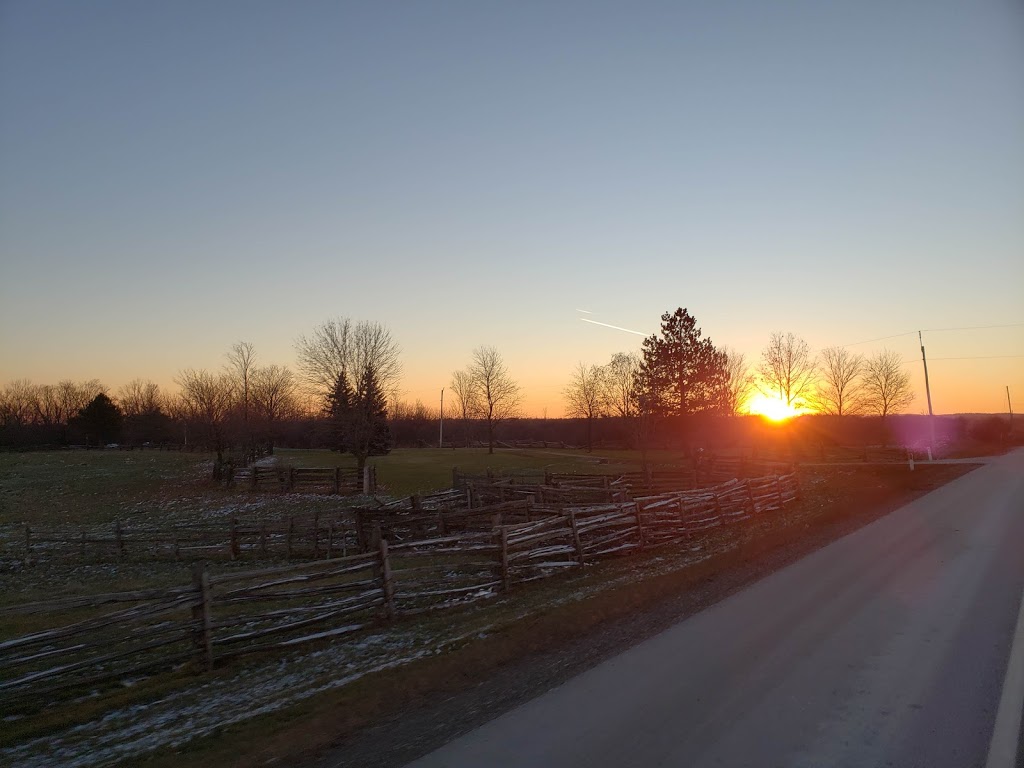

{"left": 747, "top": 394, "right": 800, "bottom": 422}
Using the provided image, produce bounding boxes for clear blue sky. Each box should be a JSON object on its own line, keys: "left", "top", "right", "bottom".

{"left": 1, "top": 0, "right": 1022, "bottom": 415}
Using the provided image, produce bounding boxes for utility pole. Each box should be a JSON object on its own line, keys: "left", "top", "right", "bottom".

{"left": 919, "top": 331, "right": 935, "bottom": 457}
{"left": 439, "top": 388, "right": 444, "bottom": 449}
{"left": 1008, "top": 386, "right": 1014, "bottom": 427}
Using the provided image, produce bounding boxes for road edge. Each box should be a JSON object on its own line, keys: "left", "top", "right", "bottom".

{"left": 986, "top": 573, "right": 1024, "bottom": 768}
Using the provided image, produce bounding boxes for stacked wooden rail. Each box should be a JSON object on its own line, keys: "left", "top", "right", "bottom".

{"left": 12, "top": 514, "right": 361, "bottom": 567}
{"left": 0, "top": 474, "right": 799, "bottom": 704}
{"left": 228, "top": 464, "right": 376, "bottom": 495}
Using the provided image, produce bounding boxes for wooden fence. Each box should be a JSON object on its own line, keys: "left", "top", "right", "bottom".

{"left": 228, "top": 464, "right": 376, "bottom": 494}
{"left": 0, "top": 473, "right": 799, "bottom": 703}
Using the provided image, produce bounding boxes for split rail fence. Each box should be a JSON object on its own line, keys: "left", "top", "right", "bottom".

{"left": 0, "top": 473, "right": 798, "bottom": 704}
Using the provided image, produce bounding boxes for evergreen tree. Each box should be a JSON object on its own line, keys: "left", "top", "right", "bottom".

{"left": 348, "top": 365, "right": 392, "bottom": 472}
{"left": 325, "top": 370, "right": 354, "bottom": 453}
{"left": 638, "top": 308, "right": 729, "bottom": 417}
{"left": 74, "top": 393, "right": 123, "bottom": 445}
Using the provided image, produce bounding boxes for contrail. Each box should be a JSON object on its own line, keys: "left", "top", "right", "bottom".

{"left": 575, "top": 309, "right": 593, "bottom": 314}
{"left": 580, "top": 317, "right": 646, "bottom": 336}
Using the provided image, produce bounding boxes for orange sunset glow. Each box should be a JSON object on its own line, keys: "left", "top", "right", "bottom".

{"left": 746, "top": 394, "right": 801, "bottom": 422}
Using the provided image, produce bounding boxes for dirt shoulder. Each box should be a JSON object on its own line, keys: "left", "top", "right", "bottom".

{"left": 143, "top": 463, "right": 979, "bottom": 768}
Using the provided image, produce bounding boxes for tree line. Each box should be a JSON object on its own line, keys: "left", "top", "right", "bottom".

{"left": 562, "top": 309, "right": 916, "bottom": 451}
{"left": 0, "top": 309, "right": 924, "bottom": 458}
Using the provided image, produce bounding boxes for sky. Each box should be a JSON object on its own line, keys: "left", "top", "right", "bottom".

{"left": 1, "top": 0, "right": 1022, "bottom": 417}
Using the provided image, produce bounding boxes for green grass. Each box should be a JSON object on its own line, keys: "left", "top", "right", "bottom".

{"left": 275, "top": 447, "right": 646, "bottom": 496}
{"left": 0, "top": 449, "right": 216, "bottom": 526}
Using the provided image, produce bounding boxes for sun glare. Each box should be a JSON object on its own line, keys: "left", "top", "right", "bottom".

{"left": 747, "top": 394, "right": 799, "bottom": 422}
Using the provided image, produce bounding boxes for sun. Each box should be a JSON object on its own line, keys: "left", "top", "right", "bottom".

{"left": 746, "top": 394, "right": 799, "bottom": 422}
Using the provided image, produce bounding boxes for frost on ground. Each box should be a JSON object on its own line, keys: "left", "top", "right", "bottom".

{"left": 1, "top": 621, "right": 480, "bottom": 768}
{"left": 0, "top": 547, "right": 713, "bottom": 768}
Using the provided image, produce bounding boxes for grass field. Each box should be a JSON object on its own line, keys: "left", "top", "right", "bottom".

{"left": 0, "top": 447, "right": 983, "bottom": 767}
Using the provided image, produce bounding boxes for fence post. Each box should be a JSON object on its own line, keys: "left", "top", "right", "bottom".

{"left": 115, "top": 520, "right": 125, "bottom": 561}
{"left": 287, "top": 467, "right": 295, "bottom": 492}
{"left": 80, "top": 528, "right": 87, "bottom": 560}
{"left": 191, "top": 562, "right": 214, "bottom": 672}
{"left": 334, "top": 467, "right": 341, "bottom": 495}
{"left": 775, "top": 476, "right": 784, "bottom": 508}
{"left": 452, "top": 466, "right": 459, "bottom": 488}
{"left": 229, "top": 518, "right": 240, "bottom": 560}
{"left": 411, "top": 494, "right": 422, "bottom": 511}
{"left": 250, "top": 466, "right": 258, "bottom": 491}
{"left": 313, "top": 512, "right": 321, "bottom": 559}
{"left": 327, "top": 520, "right": 335, "bottom": 558}
{"left": 259, "top": 523, "right": 268, "bottom": 557}
{"left": 286, "top": 517, "right": 294, "bottom": 560}
{"left": 467, "top": 482, "right": 475, "bottom": 509}
{"left": 569, "top": 510, "right": 585, "bottom": 566}
{"left": 363, "top": 465, "right": 372, "bottom": 495}
{"left": 499, "top": 526, "right": 510, "bottom": 592}
{"left": 379, "top": 538, "right": 396, "bottom": 619}
{"left": 525, "top": 493, "right": 535, "bottom": 523}
{"left": 745, "top": 481, "right": 757, "bottom": 515}
{"left": 24, "top": 525, "right": 31, "bottom": 567}
{"left": 633, "top": 503, "right": 645, "bottom": 551}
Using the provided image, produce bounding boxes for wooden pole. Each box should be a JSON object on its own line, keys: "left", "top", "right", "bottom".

{"left": 229, "top": 518, "right": 240, "bottom": 560}
{"left": 286, "top": 516, "right": 294, "bottom": 560}
{"left": 569, "top": 510, "right": 585, "bottom": 566}
{"left": 115, "top": 520, "right": 125, "bottom": 561}
{"left": 191, "top": 562, "right": 214, "bottom": 672}
{"left": 499, "top": 527, "right": 510, "bottom": 592}
{"left": 633, "top": 503, "right": 645, "bottom": 551}
{"left": 327, "top": 521, "right": 335, "bottom": 559}
{"left": 313, "top": 512, "right": 321, "bottom": 559}
{"left": 379, "top": 538, "right": 395, "bottom": 619}
{"left": 259, "top": 523, "right": 268, "bottom": 557}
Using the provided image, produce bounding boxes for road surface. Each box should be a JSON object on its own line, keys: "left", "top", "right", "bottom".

{"left": 406, "top": 450, "right": 1024, "bottom": 768}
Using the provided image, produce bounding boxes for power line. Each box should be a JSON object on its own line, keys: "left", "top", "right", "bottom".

{"left": 841, "top": 323, "right": 1024, "bottom": 349}
{"left": 901, "top": 355, "right": 1024, "bottom": 364}
{"left": 920, "top": 323, "right": 1024, "bottom": 333}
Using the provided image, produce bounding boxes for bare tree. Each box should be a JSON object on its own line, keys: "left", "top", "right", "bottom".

{"left": 0, "top": 380, "right": 39, "bottom": 427}
{"left": 295, "top": 318, "right": 402, "bottom": 406}
{"left": 563, "top": 362, "right": 607, "bottom": 452}
{"left": 467, "top": 346, "right": 522, "bottom": 454}
{"left": 117, "top": 379, "right": 163, "bottom": 418}
{"left": 604, "top": 352, "right": 641, "bottom": 419}
{"left": 862, "top": 350, "right": 914, "bottom": 419}
{"left": 722, "top": 347, "right": 755, "bottom": 416}
{"left": 811, "top": 347, "right": 865, "bottom": 416}
{"left": 758, "top": 332, "right": 818, "bottom": 408}
{"left": 224, "top": 341, "right": 257, "bottom": 423}
{"left": 449, "top": 368, "right": 481, "bottom": 447}
{"left": 251, "top": 365, "right": 299, "bottom": 425}
{"left": 174, "top": 369, "right": 234, "bottom": 477}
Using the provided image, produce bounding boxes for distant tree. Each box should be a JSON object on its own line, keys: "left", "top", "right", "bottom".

{"left": 295, "top": 318, "right": 402, "bottom": 408}
{"left": 758, "top": 332, "right": 817, "bottom": 409}
{"left": 250, "top": 364, "right": 299, "bottom": 450}
{"left": 722, "top": 347, "right": 755, "bottom": 416}
{"left": 563, "top": 362, "right": 608, "bottom": 451}
{"left": 638, "top": 308, "right": 729, "bottom": 417}
{"left": 175, "top": 369, "right": 234, "bottom": 478}
{"left": 0, "top": 380, "right": 39, "bottom": 427}
{"left": 349, "top": 365, "right": 392, "bottom": 472}
{"left": 117, "top": 379, "right": 163, "bottom": 418}
{"left": 467, "top": 346, "right": 522, "bottom": 454}
{"left": 862, "top": 350, "right": 914, "bottom": 419}
{"left": 811, "top": 347, "right": 865, "bottom": 416}
{"left": 326, "top": 366, "right": 392, "bottom": 472}
{"left": 325, "top": 370, "right": 355, "bottom": 452}
{"left": 449, "top": 368, "right": 481, "bottom": 447}
{"left": 74, "top": 393, "right": 123, "bottom": 445}
{"left": 604, "top": 352, "right": 641, "bottom": 419}
{"left": 224, "top": 341, "right": 257, "bottom": 424}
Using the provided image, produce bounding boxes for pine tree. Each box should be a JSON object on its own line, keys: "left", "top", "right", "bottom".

{"left": 349, "top": 365, "right": 392, "bottom": 471}
{"left": 638, "top": 308, "right": 729, "bottom": 417}
{"left": 325, "top": 370, "right": 354, "bottom": 453}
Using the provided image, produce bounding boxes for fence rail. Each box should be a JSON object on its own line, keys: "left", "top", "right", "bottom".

{"left": 0, "top": 472, "right": 799, "bottom": 703}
